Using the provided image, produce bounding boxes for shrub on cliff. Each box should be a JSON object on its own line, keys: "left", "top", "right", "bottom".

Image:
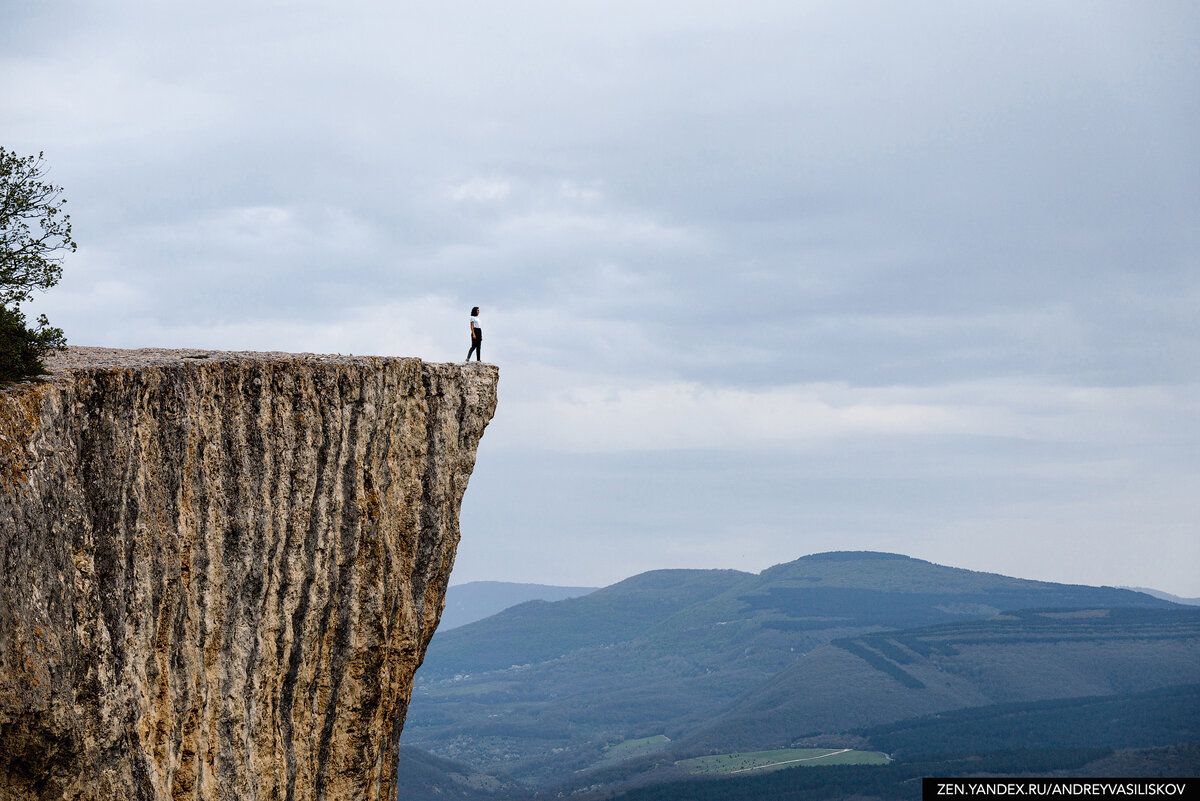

{"left": 0, "top": 147, "right": 73, "bottom": 381}
{"left": 0, "top": 304, "right": 64, "bottom": 380}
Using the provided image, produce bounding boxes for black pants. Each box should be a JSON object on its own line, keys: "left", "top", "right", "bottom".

{"left": 467, "top": 329, "right": 482, "bottom": 361}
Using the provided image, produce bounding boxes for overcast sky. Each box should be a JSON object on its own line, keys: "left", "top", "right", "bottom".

{"left": 5, "top": 1, "right": 1198, "bottom": 595}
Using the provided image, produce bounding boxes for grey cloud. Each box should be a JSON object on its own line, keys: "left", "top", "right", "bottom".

{"left": 6, "top": 0, "right": 1199, "bottom": 592}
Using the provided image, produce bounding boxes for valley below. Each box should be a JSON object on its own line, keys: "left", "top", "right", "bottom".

{"left": 398, "top": 552, "right": 1200, "bottom": 800}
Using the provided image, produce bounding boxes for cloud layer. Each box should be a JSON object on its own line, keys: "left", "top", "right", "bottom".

{"left": 4, "top": 1, "right": 1198, "bottom": 593}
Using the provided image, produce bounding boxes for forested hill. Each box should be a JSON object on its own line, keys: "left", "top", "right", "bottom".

{"left": 439, "top": 581, "right": 598, "bottom": 630}
{"left": 425, "top": 552, "right": 1168, "bottom": 678}
{"left": 402, "top": 552, "right": 1184, "bottom": 795}
{"left": 678, "top": 606, "right": 1200, "bottom": 751}
{"left": 421, "top": 568, "right": 752, "bottom": 678}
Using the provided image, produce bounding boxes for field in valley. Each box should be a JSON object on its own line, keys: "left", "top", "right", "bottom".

{"left": 676, "top": 748, "right": 890, "bottom": 775}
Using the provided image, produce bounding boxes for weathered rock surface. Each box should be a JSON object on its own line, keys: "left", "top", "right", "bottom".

{"left": 0, "top": 347, "right": 498, "bottom": 801}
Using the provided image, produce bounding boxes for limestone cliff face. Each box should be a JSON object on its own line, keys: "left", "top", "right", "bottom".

{"left": 0, "top": 348, "right": 498, "bottom": 801}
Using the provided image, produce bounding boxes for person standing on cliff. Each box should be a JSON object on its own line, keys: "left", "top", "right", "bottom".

{"left": 466, "top": 306, "right": 482, "bottom": 362}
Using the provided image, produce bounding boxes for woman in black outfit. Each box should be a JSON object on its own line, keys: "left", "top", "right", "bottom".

{"left": 466, "top": 306, "right": 482, "bottom": 362}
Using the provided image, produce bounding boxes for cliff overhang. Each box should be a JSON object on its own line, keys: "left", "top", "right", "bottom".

{"left": 0, "top": 347, "right": 498, "bottom": 801}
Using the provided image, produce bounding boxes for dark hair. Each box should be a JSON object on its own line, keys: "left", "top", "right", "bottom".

{"left": 471, "top": 306, "right": 480, "bottom": 316}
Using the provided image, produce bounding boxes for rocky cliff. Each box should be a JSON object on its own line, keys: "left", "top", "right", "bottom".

{"left": 0, "top": 347, "right": 498, "bottom": 801}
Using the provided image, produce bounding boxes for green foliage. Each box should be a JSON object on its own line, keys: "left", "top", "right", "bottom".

{"left": 833, "top": 639, "right": 926, "bottom": 688}
{"left": 0, "top": 148, "right": 74, "bottom": 306}
{"left": 866, "top": 636, "right": 917, "bottom": 664}
{"left": 859, "top": 684, "right": 1200, "bottom": 758}
{"left": 1077, "top": 742, "right": 1200, "bottom": 777}
{"left": 0, "top": 303, "right": 64, "bottom": 382}
{"left": 1, "top": 147, "right": 73, "bottom": 381}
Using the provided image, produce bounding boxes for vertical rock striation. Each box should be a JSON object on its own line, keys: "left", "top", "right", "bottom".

{"left": 0, "top": 347, "right": 498, "bottom": 801}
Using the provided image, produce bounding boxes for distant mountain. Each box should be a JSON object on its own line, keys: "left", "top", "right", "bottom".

{"left": 440, "top": 581, "right": 597, "bottom": 630}
{"left": 402, "top": 552, "right": 1187, "bottom": 794}
{"left": 1121, "top": 586, "right": 1200, "bottom": 606}
{"left": 424, "top": 568, "right": 749, "bottom": 676}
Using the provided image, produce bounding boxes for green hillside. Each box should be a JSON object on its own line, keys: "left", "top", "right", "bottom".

{"left": 740, "top": 551, "right": 1170, "bottom": 630}
{"left": 680, "top": 607, "right": 1200, "bottom": 751}
{"left": 859, "top": 683, "right": 1200, "bottom": 758}
{"left": 401, "top": 552, "right": 1188, "bottom": 792}
{"left": 420, "top": 568, "right": 751, "bottom": 679}
{"left": 395, "top": 746, "right": 523, "bottom": 801}
{"left": 593, "top": 688, "right": 1200, "bottom": 801}
{"left": 440, "top": 582, "right": 598, "bottom": 630}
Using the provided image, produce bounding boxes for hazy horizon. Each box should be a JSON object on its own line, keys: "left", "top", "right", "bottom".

{"left": 449, "top": 549, "right": 1196, "bottom": 600}
{"left": 5, "top": 1, "right": 1198, "bottom": 595}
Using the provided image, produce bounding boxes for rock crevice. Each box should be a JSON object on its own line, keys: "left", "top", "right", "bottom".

{"left": 0, "top": 348, "right": 498, "bottom": 801}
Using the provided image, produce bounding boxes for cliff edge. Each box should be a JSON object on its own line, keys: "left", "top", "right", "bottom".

{"left": 0, "top": 347, "right": 499, "bottom": 801}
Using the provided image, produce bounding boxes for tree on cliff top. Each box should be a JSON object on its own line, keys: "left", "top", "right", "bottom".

{"left": 0, "top": 147, "right": 73, "bottom": 382}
